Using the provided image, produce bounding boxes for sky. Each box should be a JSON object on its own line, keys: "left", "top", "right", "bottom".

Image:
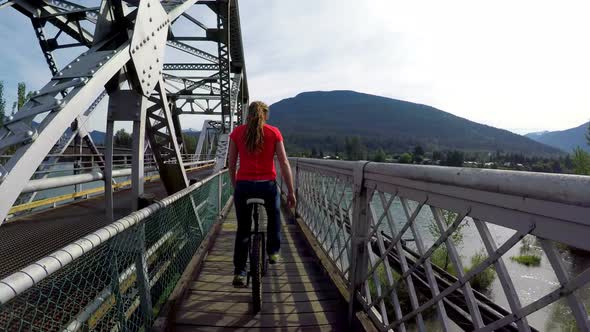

{"left": 1, "top": 0, "right": 590, "bottom": 134}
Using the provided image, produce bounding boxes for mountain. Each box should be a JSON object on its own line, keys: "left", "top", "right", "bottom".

{"left": 267, "top": 90, "right": 562, "bottom": 156}
{"left": 525, "top": 122, "right": 589, "bottom": 153}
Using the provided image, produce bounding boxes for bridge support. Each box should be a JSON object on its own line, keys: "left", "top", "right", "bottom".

{"left": 348, "top": 161, "right": 371, "bottom": 327}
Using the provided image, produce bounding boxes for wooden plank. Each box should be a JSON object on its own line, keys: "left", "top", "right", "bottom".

{"left": 174, "top": 310, "right": 342, "bottom": 328}
{"left": 174, "top": 324, "right": 339, "bottom": 331}
{"left": 185, "top": 290, "right": 341, "bottom": 303}
{"left": 196, "top": 274, "right": 324, "bottom": 284}
{"left": 176, "top": 299, "right": 343, "bottom": 315}
{"left": 205, "top": 255, "right": 316, "bottom": 263}
{"left": 153, "top": 199, "right": 234, "bottom": 332}
{"left": 199, "top": 262, "right": 324, "bottom": 274}
{"left": 191, "top": 280, "right": 336, "bottom": 294}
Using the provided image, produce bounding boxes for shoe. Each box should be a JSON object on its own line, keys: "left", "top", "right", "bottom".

{"left": 232, "top": 274, "right": 246, "bottom": 287}
{"left": 269, "top": 253, "right": 280, "bottom": 265}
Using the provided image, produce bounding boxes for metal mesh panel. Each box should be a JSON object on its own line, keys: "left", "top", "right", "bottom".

{"left": 283, "top": 158, "right": 590, "bottom": 332}
{"left": 0, "top": 171, "right": 231, "bottom": 331}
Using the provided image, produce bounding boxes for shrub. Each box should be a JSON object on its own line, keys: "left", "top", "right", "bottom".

{"left": 510, "top": 254, "right": 541, "bottom": 267}
{"left": 466, "top": 250, "right": 496, "bottom": 292}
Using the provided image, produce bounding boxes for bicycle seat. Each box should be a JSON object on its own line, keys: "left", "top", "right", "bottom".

{"left": 247, "top": 198, "right": 265, "bottom": 205}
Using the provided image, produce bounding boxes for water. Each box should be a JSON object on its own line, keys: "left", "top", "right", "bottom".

{"left": 369, "top": 195, "right": 590, "bottom": 331}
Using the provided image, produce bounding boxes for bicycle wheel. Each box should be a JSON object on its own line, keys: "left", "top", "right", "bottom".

{"left": 250, "top": 233, "right": 263, "bottom": 314}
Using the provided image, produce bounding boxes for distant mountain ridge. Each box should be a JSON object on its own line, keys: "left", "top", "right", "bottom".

{"left": 267, "top": 90, "right": 562, "bottom": 155}
{"left": 525, "top": 122, "right": 589, "bottom": 153}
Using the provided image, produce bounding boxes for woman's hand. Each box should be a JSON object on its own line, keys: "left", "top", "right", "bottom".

{"left": 287, "top": 192, "right": 297, "bottom": 209}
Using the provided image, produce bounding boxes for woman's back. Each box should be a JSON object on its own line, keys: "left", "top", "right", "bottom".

{"left": 229, "top": 124, "right": 283, "bottom": 181}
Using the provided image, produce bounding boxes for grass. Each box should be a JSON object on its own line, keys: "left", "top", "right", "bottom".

{"left": 510, "top": 254, "right": 541, "bottom": 267}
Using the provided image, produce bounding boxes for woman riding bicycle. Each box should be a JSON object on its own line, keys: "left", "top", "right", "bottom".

{"left": 228, "top": 101, "right": 296, "bottom": 287}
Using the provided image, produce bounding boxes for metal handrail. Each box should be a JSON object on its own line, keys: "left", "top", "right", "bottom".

{"left": 0, "top": 169, "right": 224, "bottom": 304}
{"left": 282, "top": 157, "right": 590, "bottom": 331}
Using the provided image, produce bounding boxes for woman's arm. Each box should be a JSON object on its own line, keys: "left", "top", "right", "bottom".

{"left": 275, "top": 141, "right": 296, "bottom": 208}
{"left": 228, "top": 139, "right": 238, "bottom": 189}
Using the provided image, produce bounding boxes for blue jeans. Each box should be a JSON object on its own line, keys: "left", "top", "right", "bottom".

{"left": 233, "top": 180, "right": 281, "bottom": 275}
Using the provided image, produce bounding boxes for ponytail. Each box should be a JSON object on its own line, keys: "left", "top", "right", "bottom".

{"left": 245, "top": 101, "right": 269, "bottom": 153}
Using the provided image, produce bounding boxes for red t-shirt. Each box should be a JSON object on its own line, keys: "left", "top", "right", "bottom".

{"left": 229, "top": 124, "right": 283, "bottom": 181}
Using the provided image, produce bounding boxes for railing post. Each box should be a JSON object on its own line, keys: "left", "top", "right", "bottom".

{"left": 217, "top": 172, "right": 223, "bottom": 215}
{"left": 293, "top": 159, "right": 299, "bottom": 216}
{"left": 348, "top": 161, "right": 370, "bottom": 326}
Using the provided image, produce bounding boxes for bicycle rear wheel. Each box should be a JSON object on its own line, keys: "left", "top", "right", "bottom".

{"left": 250, "top": 233, "right": 264, "bottom": 314}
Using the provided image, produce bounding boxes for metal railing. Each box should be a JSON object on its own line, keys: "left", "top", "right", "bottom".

{"left": 0, "top": 170, "right": 232, "bottom": 331}
{"left": 278, "top": 158, "right": 590, "bottom": 331}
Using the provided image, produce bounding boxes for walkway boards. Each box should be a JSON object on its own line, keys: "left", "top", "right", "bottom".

{"left": 171, "top": 207, "right": 347, "bottom": 331}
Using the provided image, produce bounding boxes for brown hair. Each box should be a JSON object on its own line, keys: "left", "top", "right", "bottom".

{"left": 245, "top": 101, "right": 269, "bottom": 153}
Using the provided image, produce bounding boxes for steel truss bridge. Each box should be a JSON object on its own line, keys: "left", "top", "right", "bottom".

{"left": 0, "top": 1, "right": 590, "bottom": 331}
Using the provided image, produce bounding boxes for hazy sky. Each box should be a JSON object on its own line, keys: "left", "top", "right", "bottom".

{"left": 1, "top": 0, "right": 590, "bottom": 134}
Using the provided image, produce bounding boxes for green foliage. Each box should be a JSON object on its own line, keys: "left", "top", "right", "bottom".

{"left": 367, "top": 265, "right": 435, "bottom": 321}
{"left": 466, "top": 250, "right": 496, "bottom": 292}
{"left": 445, "top": 150, "right": 464, "bottom": 167}
{"left": 372, "top": 148, "right": 387, "bottom": 162}
{"left": 572, "top": 146, "right": 590, "bottom": 175}
{"left": 17, "top": 82, "right": 27, "bottom": 111}
{"left": 427, "top": 210, "right": 466, "bottom": 274}
{"left": 114, "top": 128, "right": 133, "bottom": 147}
{"left": 510, "top": 255, "right": 541, "bottom": 267}
{"left": 344, "top": 136, "right": 366, "bottom": 160}
{"left": 182, "top": 134, "right": 197, "bottom": 154}
{"left": 587, "top": 122, "right": 590, "bottom": 146}
{"left": 398, "top": 153, "right": 412, "bottom": 164}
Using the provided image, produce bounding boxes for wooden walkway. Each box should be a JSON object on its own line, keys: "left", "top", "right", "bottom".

{"left": 170, "top": 207, "right": 347, "bottom": 331}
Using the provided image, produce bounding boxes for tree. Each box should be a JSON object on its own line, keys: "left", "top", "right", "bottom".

{"left": 572, "top": 147, "right": 590, "bottom": 175}
{"left": 372, "top": 149, "right": 387, "bottom": 162}
{"left": 0, "top": 81, "right": 5, "bottom": 126}
{"left": 399, "top": 153, "right": 412, "bottom": 164}
{"left": 344, "top": 136, "right": 365, "bottom": 160}
{"left": 586, "top": 122, "right": 590, "bottom": 146}
{"left": 114, "top": 128, "right": 133, "bottom": 147}
{"left": 445, "top": 150, "right": 464, "bottom": 167}
{"left": 17, "top": 82, "right": 28, "bottom": 111}
{"left": 182, "top": 134, "right": 197, "bottom": 154}
{"left": 413, "top": 146, "right": 424, "bottom": 157}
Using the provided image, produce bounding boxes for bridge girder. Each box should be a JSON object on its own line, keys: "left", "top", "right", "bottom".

{"left": 0, "top": 0, "right": 249, "bottom": 224}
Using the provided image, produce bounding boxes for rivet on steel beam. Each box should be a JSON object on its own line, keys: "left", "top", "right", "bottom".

{"left": 106, "top": 56, "right": 111, "bottom": 60}
{"left": 33, "top": 90, "right": 39, "bottom": 95}
{"left": 8, "top": 116, "right": 14, "bottom": 121}
{"left": 97, "top": 62, "right": 103, "bottom": 67}
{"left": 154, "top": 45, "right": 157, "bottom": 50}
{"left": 152, "top": 32, "right": 155, "bottom": 37}
{"left": 26, "top": 130, "right": 34, "bottom": 137}
{"left": 58, "top": 72, "right": 64, "bottom": 76}
{"left": 149, "top": 66, "right": 153, "bottom": 70}
{"left": 142, "top": 79, "right": 145, "bottom": 83}
{"left": 76, "top": 58, "right": 80, "bottom": 62}
{"left": 112, "top": 50, "right": 117, "bottom": 54}
{"left": 67, "top": 65, "right": 72, "bottom": 69}
{"left": 136, "top": 102, "right": 141, "bottom": 106}
{"left": 89, "top": 69, "right": 95, "bottom": 75}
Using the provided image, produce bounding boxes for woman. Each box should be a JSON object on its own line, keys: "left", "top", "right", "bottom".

{"left": 228, "top": 101, "right": 296, "bottom": 287}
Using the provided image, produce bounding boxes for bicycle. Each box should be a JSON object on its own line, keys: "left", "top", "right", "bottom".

{"left": 245, "top": 198, "right": 268, "bottom": 314}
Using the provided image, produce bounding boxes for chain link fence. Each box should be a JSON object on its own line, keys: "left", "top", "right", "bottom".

{"left": 0, "top": 171, "right": 231, "bottom": 331}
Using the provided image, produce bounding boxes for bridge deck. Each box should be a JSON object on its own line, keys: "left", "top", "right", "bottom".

{"left": 171, "top": 206, "right": 346, "bottom": 331}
